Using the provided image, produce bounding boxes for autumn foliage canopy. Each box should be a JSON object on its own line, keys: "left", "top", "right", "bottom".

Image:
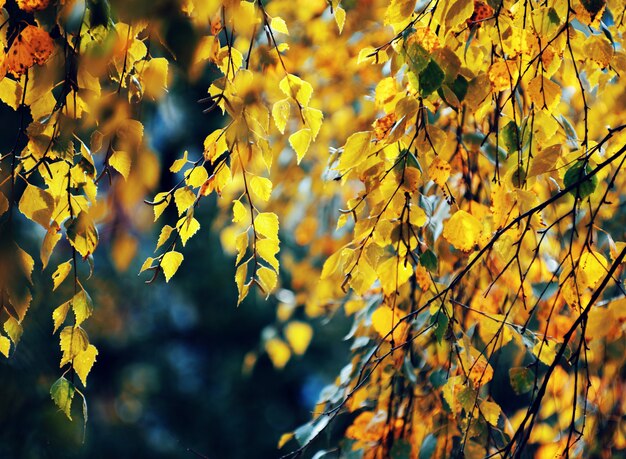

{"left": 1, "top": 0, "right": 626, "bottom": 457}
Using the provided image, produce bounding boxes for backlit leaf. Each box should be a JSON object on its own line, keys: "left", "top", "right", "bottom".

{"left": 52, "top": 260, "right": 73, "bottom": 291}
{"left": 59, "top": 326, "right": 89, "bottom": 366}
{"left": 443, "top": 210, "right": 482, "bottom": 251}
{"left": 161, "top": 251, "right": 184, "bottom": 282}
{"left": 289, "top": 128, "right": 312, "bottom": 164}
{"left": 50, "top": 377, "right": 75, "bottom": 420}
{"left": 255, "top": 212, "right": 279, "bottom": 241}
{"left": 178, "top": 216, "right": 201, "bottom": 247}
{"left": 74, "top": 344, "right": 98, "bottom": 387}
{"left": 250, "top": 176, "right": 273, "bottom": 202}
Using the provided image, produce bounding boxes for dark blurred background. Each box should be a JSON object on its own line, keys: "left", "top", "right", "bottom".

{"left": 0, "top": 34, "right": 350, "bottom": 458}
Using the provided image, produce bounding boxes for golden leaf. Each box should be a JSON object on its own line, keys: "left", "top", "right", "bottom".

{"left": 161, "top": 251, "right": 184, "bottom": 282}
{"left": 443, "top": 210, "right": 482, "bottom": 252}
{"left": 288, "top": 128, "right": 312, "bottom": 164}
{"left": 73, "top": 344, "right": 98, "bottom": 387}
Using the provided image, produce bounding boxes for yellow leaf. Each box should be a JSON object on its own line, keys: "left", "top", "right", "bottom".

{"left": 177, "top": 216, "right": 201, "bottom": 247}
{"left": 531, "top": 339, "right": 557, "bottom": 366}
{"left": 480, "top": 400, "right": 501, "bottom": 426}
{"left": 409, "top": 205, "right": 427, "bottom": 227}
{"left": 72, "top": 289, "right": 93, "bottom": 327}
{"left": 303, "top": 107, "right": 323, "bottom": 140}
{"left": 527, "top": 75, "right": 561, "bottom": 111}
{"left": 0, "top": 335, "right": 10, "bottom": 357}
{"left": 460, "top": 350, "right": 494, "bottom": 387}
{"left": 357, "top": 46, "right": 383, "bottom": 65}
{"left": 73, "top": 344, "right": 98, "bottom": 387}
{"left": 156, "top": 225, "right": 175, "bottom": 249}
{"left": 140, "top": 257, "right": 154, "bottom": 273}
{"left": 52, "top": 260, "right": 73, "bottom": 291}
{"left": 443, "top": 210, "right": 482, "bottom": 252}
{"left": 334, "top": 6, "right": 346, "bottom": 33}
{"left": 161, "top": 251, "right": 184, "bottom": 282}
{"left": 185, "top": 166, "right": 209, "bottom": 188}
{"left": 170, "top": 151, "right": 188, "bottom": 173}
{"left": 4, "top": 316, "right": 23, "bottom": 345}
{"left": 255, "top": 212, "right": 279, "bottom": 240}
{"left": 174, "top": 187, "right": 196, "bottom": 216}
{"left": 265, "top": 337, "right": 290, "bottom": 369}
{"left": 445, "top": 0, "right": 474, "bottom": 31}
{"left": 579, "top": 251, "right": 607, "bottom": 290}
{"left": 15, "top": 244, "right": 34, "bottom": 284}
{"left": 321, "top": 248, "right": 345, "bottom": 279}
{"left": 257, "top": 238, "right": 280, "bottom": 271}
{"left": 279, "top": 74, "right": 313, "bottom": 106}
{"left": 371, "top": 306, "right": 407, "bottom": 342}
{"left": 528, "top": 145, "right": 561, "bottom": 177}
{"left": 257, "top": 266, "right": 278, "bottom": 294}
{"left": 203, "top": 129, "right": 228, "bottom": 163}
{"left": 235, "top": 261, "right": 249, "bottom": 304}
{"left": 59, "top": 326, "right": 89, "bottom": 366}
{"left": 250, "top": 176, "right": 273, "bottom": 202}
{"left": 153, "top": 192, "right": 171, "bottom": 221}
{"left": 384, "top": 0, "right": 415, "bottom": 25}
{"left": 41, "top": 226, "right": 62, "bottom": 269}
{"left": 0, "top": 191, "right": 8, "bottom": 217}
{"left": 235, "top": 231, "right": 248, "bottom": 265}
{"left": 278, "top": 432, "right": 294, "bottom": 449}
{"left": 109, "top": 150, "right": 131, "bottom": 180}
{"left": 377, "top": 257, "right": 413, "bottom": 295}
{"left": 272, "top": 98, "right": 290, "bottom": 134}
{"left": 52, "top": 301, "right": 71, "bottom": 333}
{"left": 338, "top": 131, "right": 372, "bottom": 172}
{"left": 140, "top": 57, "right": 169, "bottom": 99}
{"left": 488, "top": 60, "right": 516, "bottom": 92}
{"left": 19, "top": 184, "right": 54, "bottom": 228}
{"left": 217, "top": 46, "right": 242, "bottom": 78}
{"left": 403, "top": 166, "right": 422, "bottom": 192}
{"left": 289, "top": 128, "right": 312, "bottom": 164}
{"left": 284, "top": 321, "right": 313, "bottom": 355}
{"left": 270, "top": 17, "right": 289, "bottom": 35}
{"left": 0, "top": 77, "right": 23, "bottom": 110}
{"left": 233, "top": 199, "right": 248, "bottom": 223}
{"left": 429, "top": 156, "right": 451, "bottom": 187}
{"left": 66, "top": 211, "right": 99, "bottom": 258}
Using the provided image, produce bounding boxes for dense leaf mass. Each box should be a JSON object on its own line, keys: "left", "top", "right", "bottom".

{"left": 0, "top": 0, "right": 625, "bottom": 458}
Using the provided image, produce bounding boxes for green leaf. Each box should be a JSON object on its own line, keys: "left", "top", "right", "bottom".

{"left": 563, "top": 161, "right": 597, "bottom": 198}
{"left": 405, "top": 42, "right": 430, "bottom": 75}
{"left": 50, "top": 377, "right": 75, "bottom": 420}
{"left": 433, "top": 311, "right": 449, "bottom": 344}
{"left": 420, "top": 249, "right": 438, "bottom": 272}
{"left": 457, "top": 385, "right": 477, "bottom": 411}
{"left": 449, "top": 74, "right": 468, "bottom": 102}
{"left": 509, "top": 367, "right": 534, "bottom": 394}
{"left": 419, "top": 60, "right": 445, "bottom": 96}
{"left": 501, "top": 120, "right": 520, "bottom": 154}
